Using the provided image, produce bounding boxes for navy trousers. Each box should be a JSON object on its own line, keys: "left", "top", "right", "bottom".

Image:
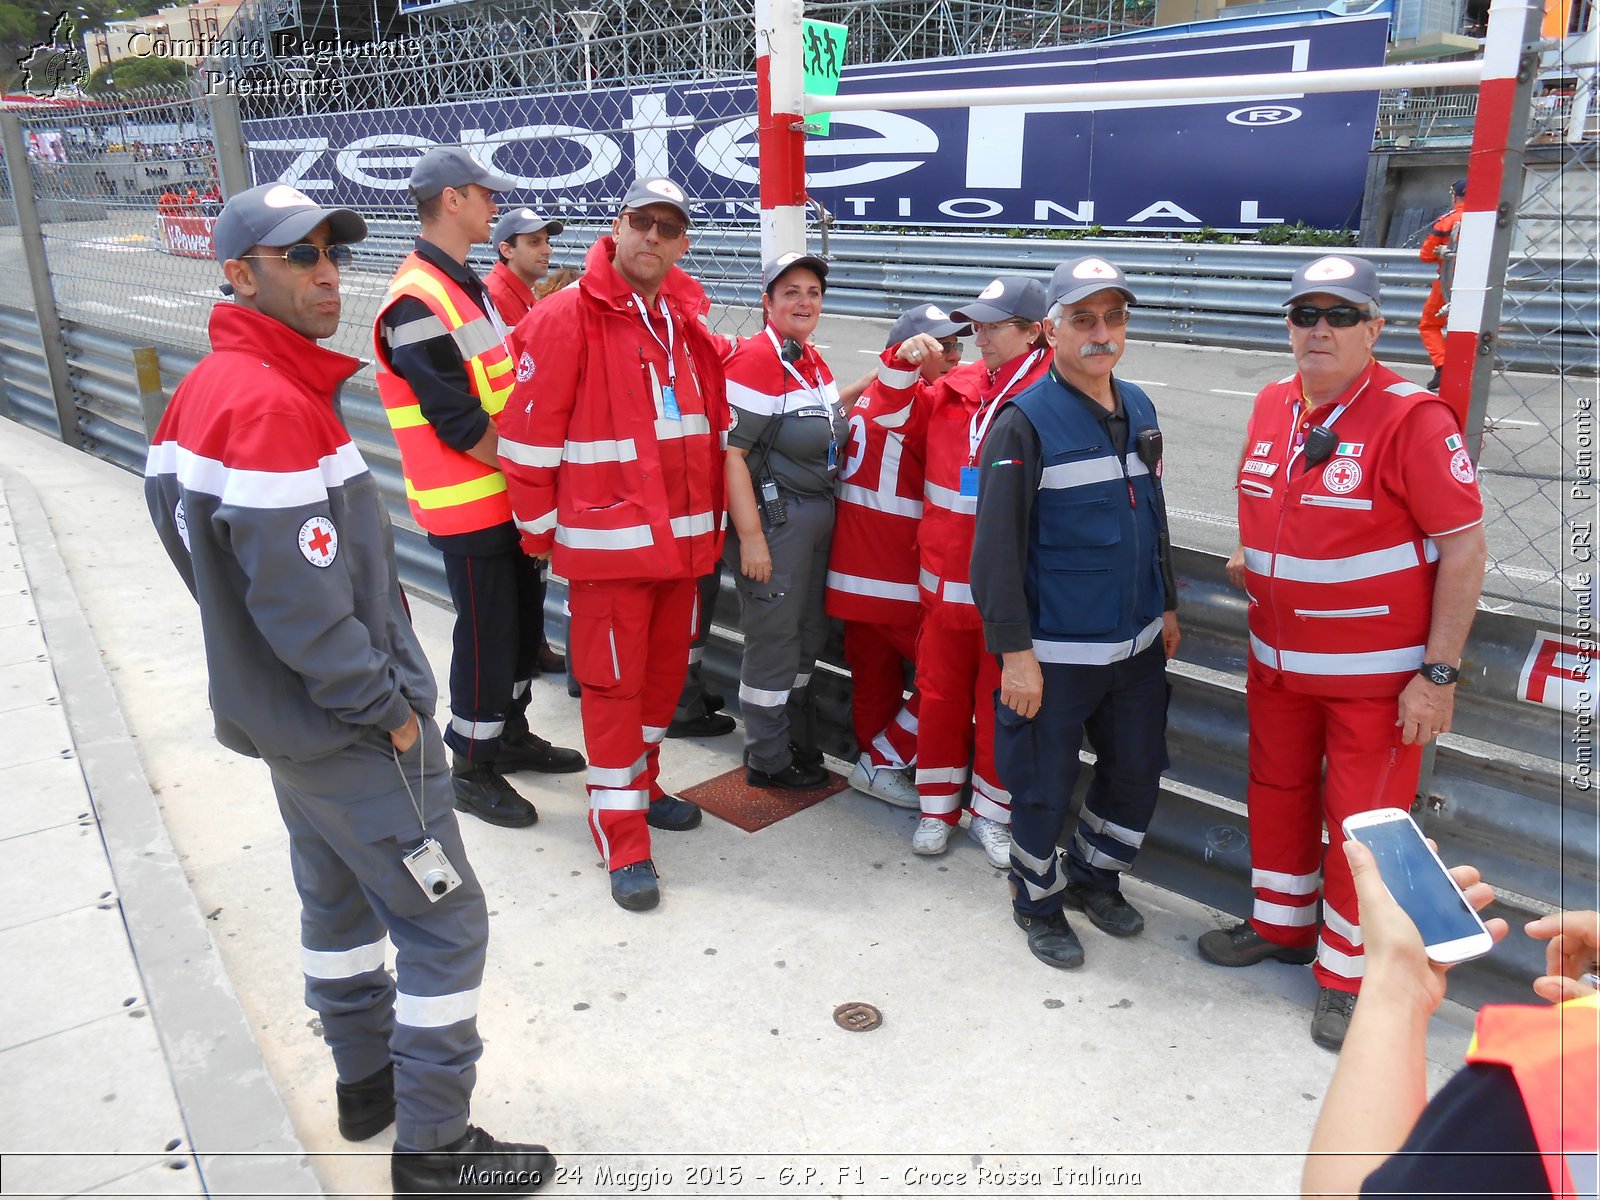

{"left": 996, "top": 643, "right": 1170, "bottom": 918}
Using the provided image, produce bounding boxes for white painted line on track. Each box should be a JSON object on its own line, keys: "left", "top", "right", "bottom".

{"left": 1210, "top": 389, "right": 1257, "bottom": 397}
{"left": 1167, "top": 506, "right": 1236, "bottom": 528}
{"left": 132, "top": 295, "right": 198, "bottom": 309}
{"left": 1122, "top": 378, "right": 1168, "bottom": 387}
{"left": 1489, "top": 418, "right": 1538, "bottom": 427}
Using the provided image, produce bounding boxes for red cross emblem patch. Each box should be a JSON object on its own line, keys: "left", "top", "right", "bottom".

{"left": 1321, "top": 457, "right": 1362, "bottom": 494}
{"left": 298, "top": 516, "right": 338, "bottom": 568}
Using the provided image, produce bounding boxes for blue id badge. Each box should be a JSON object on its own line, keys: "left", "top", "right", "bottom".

{"left": 661, "top": 385, "right": 681, "bottom": 421}
{"left": 827, "top": 438, "right": 838, "bottom": 470}
{"left": 960, "top": 465, "right": 979, "bottom": 497}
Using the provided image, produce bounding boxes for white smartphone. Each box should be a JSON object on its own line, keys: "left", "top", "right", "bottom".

{"left": 1341, "top": 808, "right": 1495, "bottom": 964}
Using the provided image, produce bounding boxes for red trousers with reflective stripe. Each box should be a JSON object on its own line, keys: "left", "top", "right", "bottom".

{"left": 842, "top": 618, "right": 920, "bottom": 770}
{"left": 1419, "top": 279, "right": 1448, "bottom": 368}
{"left": 914, "top": 606, "right": 1004, "bottom": 825}
{"left": 1246, "top": 676, "right": 1424, "bottom": 992}
{"left": 568, "top": 577, "right": 697, "bottom": 869}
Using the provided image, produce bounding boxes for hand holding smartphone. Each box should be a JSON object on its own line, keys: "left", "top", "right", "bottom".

{"left": 1342, "top": 808, "right": 1496, "bottom": 964}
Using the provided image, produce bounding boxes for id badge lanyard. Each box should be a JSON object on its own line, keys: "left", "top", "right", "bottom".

{"left": 634, "top": 292, "right": 682, "bottom": 420}
{"left": 1285, "top": 368, "right": 1372, "bottom": 473}
{"left": 764, "top": 327, "right": 838, "bottom": 469}
{"left": 962, "top": 349, "right": 1043, "bottom": 497}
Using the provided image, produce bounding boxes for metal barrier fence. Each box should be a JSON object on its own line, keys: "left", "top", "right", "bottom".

{"left": 1, "top": 304, "right": 1589, "bottom": 1007}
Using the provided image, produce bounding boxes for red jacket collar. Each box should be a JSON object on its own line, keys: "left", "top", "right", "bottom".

{"left": 581, "top": 235, "right": 710, "bottom": 318}
{"left": 1292, "top": 359, "right": 1380, "bottom": 417}
{"left": 489, "top": 260, "right": 535, "bottom": 306}
{"left": 207, "top": 303, "right": 362, "bottom": 400}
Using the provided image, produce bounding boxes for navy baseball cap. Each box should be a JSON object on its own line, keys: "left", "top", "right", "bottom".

{"left": 408, "top": 145, "right": 517, "bottom": 201}
{"left": 886, "top": 303, "right": 970, "bottom": 348}
{"left": 1284, "top": 255, "right": 1382, "bottom": 306}
{"left": 951, "top": 276, "right": 1048, "bottom": 325}
{"left": 1451, "top": 177, "right": 1468, "bottom": 196}
{"left": 620, "top": 176, "right": 691, "bottom": 223}
{"left": 1047, "top": 256, "right": 1138, "bottom": 308}
{"left": 762, "top": 251, "right": 829, "bottom": 293}
{"left": 212, "top": 182, "right": 366, "bottom": 264}
{"left": 493, "top": 207, "right": 564, "bottom": 248}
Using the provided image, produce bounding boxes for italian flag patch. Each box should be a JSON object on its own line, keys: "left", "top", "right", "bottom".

{"left": 1445, "top": 433, "right": 1463, "bottom": 451}
{"left": 1335, "top": 442, "right": 1364, "bottom": 457}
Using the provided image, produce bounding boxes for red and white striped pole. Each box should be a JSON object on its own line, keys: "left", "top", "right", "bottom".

{"left": 1443, "top": 0, "right": 1544, "bottom": 442}
{"left": 755, "top": 0, "right": 808, "bottom": 263}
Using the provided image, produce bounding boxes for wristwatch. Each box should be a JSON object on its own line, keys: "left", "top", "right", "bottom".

{"left": 1418, "top": 662, "right": 1460, "bottom": 686}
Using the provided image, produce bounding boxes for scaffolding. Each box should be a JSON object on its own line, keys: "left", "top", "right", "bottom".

{"left": 202, "top": 0, "right": 1157, "bottom": 118}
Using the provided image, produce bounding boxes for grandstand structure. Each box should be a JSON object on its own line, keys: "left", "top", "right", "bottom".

{"left": 204, "top": 0, "right": 1157, "bottom": 116}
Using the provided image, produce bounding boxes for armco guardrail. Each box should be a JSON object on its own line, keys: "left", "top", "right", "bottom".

{"left": 2, "top": 308, "right": 1590, "bottom": 1007}
{"left": 349, "top": 224, "right": 1593, "bottom": 374}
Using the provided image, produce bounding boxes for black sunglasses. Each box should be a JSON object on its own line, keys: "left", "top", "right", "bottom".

{"left": 240, "top": 243, "right": 355, "bottom": 270}
{"left": 622, "top": 210, "right": 687, "bottom": 241}
{"left": 1287, "top": 304, "right": 1370, "bottom": 329}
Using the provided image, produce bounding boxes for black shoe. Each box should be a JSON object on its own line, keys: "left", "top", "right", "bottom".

{"left": 1311, "top": 986, "right": 1357, "bottom": 1051}
{"left": 495, "top": 731, "right": 585, "bottom": 774}
{"left": 565, "top": 673, "right": 581, "bottom": 699}
{"left": 336, "top": 1062, "right": 394, "bottom": 1142}
{"left": 391, "top": 1124, "right": 553, "bottom": 1196}
{"left": 788, "top": 740, "right": 824, "bottom": 768}
{"left": 1425, "top": 368, "right": 1442, "bottom": 392}
{"left": 1196, "top": 921, "right": 1316, "bottom": 967}
{"left": 610, "top": 860, "right": 660, "bottom": 911}
{"left": 666, "top": 711, "right": 737, "bottom": 739}
{"left": 1012, "top": 909, "right": 1085, "bottom": 969}
{"left": 646, "top": 794, "right": 703, "bottom": 831}
{"left": 535, "top": 644, "right": 566, "bottom": 675}
{"left": 746, "top": 761, "right": 829, "bottom": 791}
{"left": 452, "top": 760, "right": 537, "bottom": 828}
{"left": 703, "top": 692, "right": 726, "bottom": 715}
{"left": 1062, "top": 880, "right": 1145, "bottom": 938}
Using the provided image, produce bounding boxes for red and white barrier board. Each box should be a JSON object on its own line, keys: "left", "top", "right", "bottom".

{"left": 1519, "top": 629, "right": 1594, "bottom": 713}
{"left": 156, "top": 214, "right": 216, "bottom": 260}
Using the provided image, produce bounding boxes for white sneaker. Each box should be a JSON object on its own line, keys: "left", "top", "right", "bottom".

{"left": 968, "top": 815, "right": 1012, "bottom": 869}
{"left": 911, "top": 816, "right": 951, "bottom": 855}
{"left": 848, "top": 755, "right": 920, "bottom": 809}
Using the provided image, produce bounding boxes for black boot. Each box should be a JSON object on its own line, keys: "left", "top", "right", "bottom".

{"left": 391, "top": 1124, "right": 554, "bottom": 1196}
{"left": 451, "top": 757, "right": 537, "bottom": 828}
{"left": 336, "top": 1062, "right": 394, "bottom": 1142}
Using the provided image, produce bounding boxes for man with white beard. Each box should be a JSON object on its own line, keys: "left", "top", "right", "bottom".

{"left": 971, "top": 256, "right": 1180, "bottom": 971}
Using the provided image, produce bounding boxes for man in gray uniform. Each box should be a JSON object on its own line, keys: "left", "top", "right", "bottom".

{"left": 144, "top": 184, "right": 551, "bottom": 1197}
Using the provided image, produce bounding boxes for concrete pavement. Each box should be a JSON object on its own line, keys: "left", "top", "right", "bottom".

{"left": 0, "top": 416, "right": 1479, "bottom": 1199}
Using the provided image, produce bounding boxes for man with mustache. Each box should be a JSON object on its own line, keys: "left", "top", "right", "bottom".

{"left": 972, "top": 256, "right": 1179, "bottom": 971}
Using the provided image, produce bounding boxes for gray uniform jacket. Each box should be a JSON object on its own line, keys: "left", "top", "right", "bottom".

{"left": 144, "top": 303, "right": 436, "bottom": 763}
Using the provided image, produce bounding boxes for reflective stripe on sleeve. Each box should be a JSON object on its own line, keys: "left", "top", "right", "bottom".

{"left": 499, "top": 438, "right": 564, "bottom": 468}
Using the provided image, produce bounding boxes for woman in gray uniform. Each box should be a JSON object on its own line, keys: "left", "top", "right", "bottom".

{"left": 724, "top": 252, "right": 846, "bottom": 791}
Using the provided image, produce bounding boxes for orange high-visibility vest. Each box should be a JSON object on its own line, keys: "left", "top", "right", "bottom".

{"left": 1465, "top": 993, "right": 1600, "bottom": 1198}
{"left": 374, "top": 253, "right": 516, "bottom": 536}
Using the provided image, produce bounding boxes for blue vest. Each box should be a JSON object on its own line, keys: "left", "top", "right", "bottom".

{"left": 1011, "top": 372, "right": 1167, "bottom": 664}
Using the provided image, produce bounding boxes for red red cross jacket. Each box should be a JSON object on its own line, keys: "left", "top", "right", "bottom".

{"left": 1237, "top": 360, "right": 1483, "bottom": 697}
{"left": 825, "top": 348, "right": 928, "bottom": 625}
{"left": 866, "top": 348, "right": 1049, "bottom": 630}
{"left": 498, "top": 236, "right": 731, "bottom": 582}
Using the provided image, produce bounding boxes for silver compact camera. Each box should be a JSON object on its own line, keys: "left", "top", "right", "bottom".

{"left": 402, "top": 838, "right": 462, "bottom": 902}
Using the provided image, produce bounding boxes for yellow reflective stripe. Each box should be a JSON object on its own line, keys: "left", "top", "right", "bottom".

{"left": 482, "top": 354, "right": 514, "bottom": 379}
{"left": 405, "top": 471, "right": 508, "bottom": 509}
{"left": 393, "top": 268, "right": 466, "bottom": 328}
{"left": 471, "top": 360, "right": 514, "bottom": 415}
{"left": 385, "top": 403, "right": 429, "bottom": 430}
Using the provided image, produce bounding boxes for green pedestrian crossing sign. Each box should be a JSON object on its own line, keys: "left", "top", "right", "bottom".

{"left": 801, "top": 19, "right": 848, "bottom": 136}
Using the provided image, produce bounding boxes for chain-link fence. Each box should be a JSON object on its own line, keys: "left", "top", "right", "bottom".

{"left": 0, "top": 85, "right": 223, "bottom": 357}
{"left": 1471, "top": 132, "right": 1599, "bottom": 621}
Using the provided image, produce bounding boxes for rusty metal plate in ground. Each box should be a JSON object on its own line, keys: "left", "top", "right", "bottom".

{"left": 833, "top": 1002, "right": 882, "bottom": 1032}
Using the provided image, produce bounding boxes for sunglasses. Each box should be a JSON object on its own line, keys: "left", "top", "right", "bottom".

{"left": 937, "top": 337, "right": 962, "bottom": 352}
{"left": 622, "top": 210, "right": 688, "bottom": 240}
{"left": 971, "top": 319, "right": 1038, "bottom": 336}
{"left": 240, "top": 243, "right": 354, "bottom": 270}
{"left": 1287, "top": 304, "right": 1370, "bottom": 329}
{"left": 1062, "top": 308, "right": 1130, "bottom": 332}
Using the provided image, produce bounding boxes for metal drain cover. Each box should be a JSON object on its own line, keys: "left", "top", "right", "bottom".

{"left": 832, "top": 1002, "right": 883, "bottom": 1032}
